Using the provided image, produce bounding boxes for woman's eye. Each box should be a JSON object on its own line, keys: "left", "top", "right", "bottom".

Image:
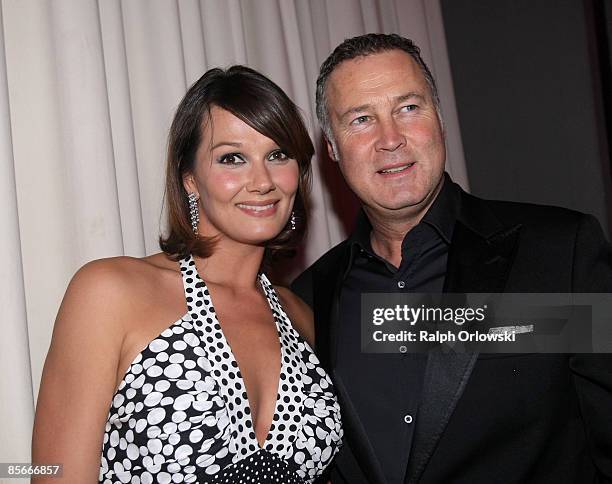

{"left": 351, "top": 115, "right": 370, "bottom": 125}
{"left": 268, "top": 150, "right": 289, "bottom": 162}
{"left": 218, "top": 153, "right": 245, "bottom": 165}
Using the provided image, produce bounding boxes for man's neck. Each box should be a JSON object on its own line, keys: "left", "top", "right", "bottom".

{"left": 367, "top": 213, "right": 421, "bottom": 268}
{"left": 364, "top": 182, "right": 444, "bottom": 268}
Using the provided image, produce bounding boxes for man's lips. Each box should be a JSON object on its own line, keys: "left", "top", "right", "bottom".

{"left": 235, "top": 200, "right": 279, "bottom": 216}
{"left": 377, "top": 162, "right": 416, "bottom": 175}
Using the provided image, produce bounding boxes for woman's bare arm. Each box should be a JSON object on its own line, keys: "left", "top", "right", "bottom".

{"left": 32, "top": 260, "right": 129, "bottom": 483}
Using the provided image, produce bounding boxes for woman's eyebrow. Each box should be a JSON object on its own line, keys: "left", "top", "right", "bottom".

{"left": 211, "top": 141, "right": 243, "bottom": 150}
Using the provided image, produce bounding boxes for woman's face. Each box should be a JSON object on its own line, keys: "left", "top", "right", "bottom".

{"left": 184, "top": 106, "right": 299, "bottom": 247}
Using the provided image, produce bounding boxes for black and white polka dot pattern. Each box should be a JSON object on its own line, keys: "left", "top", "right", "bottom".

{"left": 207, "top": 450, "right": 303, "bottom": 483}
{"left": 99, "top": 254, "right": 343, "bottom": 483}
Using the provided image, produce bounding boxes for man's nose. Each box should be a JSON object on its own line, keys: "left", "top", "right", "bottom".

{"left": 375, "top": 118, "right": 406, "bottom": 152}
{"left": 246, "top": 162, "right": 275, "bottom": 193}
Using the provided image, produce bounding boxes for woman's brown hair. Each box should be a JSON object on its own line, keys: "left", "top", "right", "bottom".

{"left": 159, "top": 65, "right": 313, "bottom": 261}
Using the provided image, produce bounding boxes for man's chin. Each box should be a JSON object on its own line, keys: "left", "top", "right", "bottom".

{"left": 374, "top": 179, "right": 443, "bottom": 213}
{"left": 377, "top": 195, "right": 430, "bottom": 211}
{"left": 364, "top": 199, "right": 429, "bottom": 218}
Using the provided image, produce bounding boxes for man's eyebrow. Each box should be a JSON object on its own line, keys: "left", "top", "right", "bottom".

{"left": 339, "top": 104, "right": 372, "bottom": 122}
{"left": 395, "top": 92, "right": 427, "bottom": 104}
{"left": 338, "top": 92, "right": 428, "bottom": 122}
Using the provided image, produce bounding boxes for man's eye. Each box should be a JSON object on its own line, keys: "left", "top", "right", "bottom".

{"left": 400, "top": 104, "right": 418, "bottom": 112}
{"left": 268, "top": 150, "right": 289, "bottom": 162}
{"left": 351, "top": 115, "right": 370, "bottom": 125}
{"left": 218, "top": 153, "right": 245, "bottom": 165}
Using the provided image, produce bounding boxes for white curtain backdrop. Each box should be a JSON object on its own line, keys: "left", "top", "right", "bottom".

{"left": 0, "top": 0, "right": 468, "bottom": 467}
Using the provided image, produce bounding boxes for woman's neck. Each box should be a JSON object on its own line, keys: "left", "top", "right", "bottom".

{"left": 193, "top": 237, "right": 265, "bottom": 290}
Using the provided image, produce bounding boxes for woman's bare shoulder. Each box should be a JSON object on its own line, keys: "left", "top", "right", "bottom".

{"left": 49, "top": 252, "right": 183, "bottom": 372}
{"left": 274, "top": 286, "right": 314, "bottom": 347}
{"left": 72, "top": 253, "right": 178, "bottom": 298}
{"left": 43, "top": 252, "right": 182, "bottom": 395}
{"left": 53, "top": 254, "right": 180, "bottom": 341}
{"left": 77, "top": 252, "right": 178, "bottom": 275}
{"left": 32, "top": 254, "right": 178, "bottom": 480}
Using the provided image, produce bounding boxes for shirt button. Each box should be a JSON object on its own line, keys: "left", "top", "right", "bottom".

{"left": 404, "top": 414, "right": 413, "bottom": 424}
{"left": 398, "top": 280, "right": 406, "bottom": 289}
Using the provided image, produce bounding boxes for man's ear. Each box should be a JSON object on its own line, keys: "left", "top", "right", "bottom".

{"left": 325, "top": 137, "right": 338, "bottom": 162}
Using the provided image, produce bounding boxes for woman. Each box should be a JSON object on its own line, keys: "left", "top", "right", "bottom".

{"left": 32, "top": 66, "right": 342, "bottom": 483}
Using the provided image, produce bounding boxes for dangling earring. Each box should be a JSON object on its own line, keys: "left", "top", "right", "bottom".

{"left": 290, "top": 211, "right": 297, "bottom": 231}
{"left": 188, "top": 192, "right": 200, "bottom": 235}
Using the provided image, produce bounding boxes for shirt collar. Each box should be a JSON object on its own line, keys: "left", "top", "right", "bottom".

{"left": 347, "top": 172, "right": 460, "bottom": 262}
{"left": 421, "top": 172, "right": 460, "bottom": 244}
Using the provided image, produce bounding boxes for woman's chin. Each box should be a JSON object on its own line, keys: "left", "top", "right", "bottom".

{"left": 223, "top": 228, "right": 285, "bottom": 247}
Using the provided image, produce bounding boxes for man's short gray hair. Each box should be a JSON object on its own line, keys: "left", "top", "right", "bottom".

{"left": 315, "top": 33, "right": 442, "bottom": 151}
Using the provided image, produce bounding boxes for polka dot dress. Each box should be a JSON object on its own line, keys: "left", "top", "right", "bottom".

{"left": 99, "top": 255, "right": 343, "bottom": 483}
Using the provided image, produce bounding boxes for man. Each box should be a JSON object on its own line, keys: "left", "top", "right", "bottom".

{"left": 292, "top": 33, "right": 612, "bottom": 483}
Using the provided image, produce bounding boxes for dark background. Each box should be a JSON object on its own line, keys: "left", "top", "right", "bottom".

{"left": 440, "top": 0, "right": 612, "bottom": 237}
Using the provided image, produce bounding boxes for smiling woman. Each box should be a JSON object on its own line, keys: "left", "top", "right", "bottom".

{"left": 31, "top": 66, "right": 342, "bottom": 484}
{"left": 182, "top": 105, "right": 299, "bottom": 248}
{"left": 160, "top": 66, "right": 313, "bottom": 262}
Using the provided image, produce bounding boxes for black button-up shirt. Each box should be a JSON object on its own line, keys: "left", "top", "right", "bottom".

{"left": 336, "top": 174, "right": 460, "bottom": 483}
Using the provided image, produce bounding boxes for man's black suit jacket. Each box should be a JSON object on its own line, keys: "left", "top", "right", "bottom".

{"left": 292, "top": 183, "right": 612, "bottom": 483}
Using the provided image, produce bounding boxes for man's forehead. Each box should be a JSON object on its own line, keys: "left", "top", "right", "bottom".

{"left": 326, "top": 50, "right": 428, "bottom": 110}
{"left": 330, "top": 50, "right": 420, "bottom": 79}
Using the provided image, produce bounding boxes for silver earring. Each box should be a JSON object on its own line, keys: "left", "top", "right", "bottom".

{"left": 290, "top": 211, "right": 297, "bottom": 231}
{"left": 188, "top": 192, "right": 199, "bottom": 234}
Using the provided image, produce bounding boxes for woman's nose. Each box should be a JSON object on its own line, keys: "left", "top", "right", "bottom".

{"left": 246, "top": 163, "right": 275, "bottom": 193}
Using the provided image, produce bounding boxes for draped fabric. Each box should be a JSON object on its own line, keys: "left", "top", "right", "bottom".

{"left": 0, "top": 0, "right": 467, "bottom": 464}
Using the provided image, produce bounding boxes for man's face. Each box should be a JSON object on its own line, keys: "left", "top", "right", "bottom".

{"left": 326, "top": 50, "right": 446, "bottom": 219}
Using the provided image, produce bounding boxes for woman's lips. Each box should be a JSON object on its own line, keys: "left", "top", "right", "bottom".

{"left": 236, "top": 201, "right": 279, "bottom": 217}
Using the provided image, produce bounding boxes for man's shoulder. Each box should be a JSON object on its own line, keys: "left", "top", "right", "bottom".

{"left": 482, "top": 196, "right": 582, "bottom": 219}
{"left": 293, "top": 239, "right": 351, "bottom": 284}
{"left": 306, "top": 239, "right": 352, "bottom": 274}
{"left": 464, "top": 190, "right": 612, "bottom": 291}
{"left": 291, "top": 239, "right": 351, "bottom": 303}
{"left": 463, "top": 190, "right": 589, "bottom": 234}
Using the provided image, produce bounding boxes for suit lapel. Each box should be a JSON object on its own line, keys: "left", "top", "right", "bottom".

{"left": 312, "top": 243, "right": 350, "bottom": 371}
{"left": 405, "top": 198, "right": 522, "bottom": 483}
{"left": 332, "top": 372, "right": 387, "bottom": 484}
{"left": 405, "top": 351, "right": 478, "bottom": 484}
{"left": 315, "top": 185, "right": 522, "bottom": 484}
{"left": 444, "top": 221, "right": 522, "bottom": 294}
{"left": 314, "top": 245, "right": 387, "bottom": 484}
